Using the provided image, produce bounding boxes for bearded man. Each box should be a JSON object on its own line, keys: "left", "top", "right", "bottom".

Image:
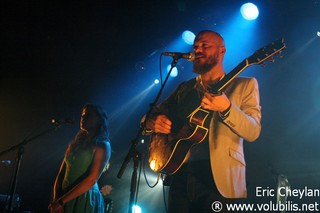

{"left": 144, "top": 30, "right": 261, "bottom": 213}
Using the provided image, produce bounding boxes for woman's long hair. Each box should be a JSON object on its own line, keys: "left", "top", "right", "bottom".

{"left": 66, "top": 104, "right": 110, "bottom": 154}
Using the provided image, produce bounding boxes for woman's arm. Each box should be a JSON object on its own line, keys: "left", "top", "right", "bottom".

{"left": 53, "top": 159, "right": 66, "bottom": 201}
{"left": 57, "top": 141, "right": 111, "bottom": 204}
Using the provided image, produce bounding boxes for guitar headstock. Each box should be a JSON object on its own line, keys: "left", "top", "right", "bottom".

{"left": 247, "top": 38, "right": 286, "bottom": 66}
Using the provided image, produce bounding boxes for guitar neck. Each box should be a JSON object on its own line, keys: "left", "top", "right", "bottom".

{"left": 206, "top": 38, "right": 285, "bottom": 94}
{"left": 209, "top": 59, "right": 249, "bottom": 93}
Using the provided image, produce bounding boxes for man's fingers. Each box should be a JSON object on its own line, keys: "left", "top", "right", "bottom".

{"left": 154, "top": 115, "right": 172, "bottom": 134}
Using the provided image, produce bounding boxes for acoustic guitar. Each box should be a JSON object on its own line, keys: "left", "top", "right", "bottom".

{"left": 148, "top": 38, "right": 286, "bottom": 175}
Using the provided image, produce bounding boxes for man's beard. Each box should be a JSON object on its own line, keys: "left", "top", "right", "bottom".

{"left": 193, "top": 54, "right": 218, "bottom": 74}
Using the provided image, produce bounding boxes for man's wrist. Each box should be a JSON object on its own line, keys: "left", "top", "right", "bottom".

{"left": 219, "top": 103, "right": 231, "bottom": 119}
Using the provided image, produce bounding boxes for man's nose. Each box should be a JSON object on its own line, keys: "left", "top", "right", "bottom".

{"left": 194, "top": 47, "right": 202, "bottom": 53}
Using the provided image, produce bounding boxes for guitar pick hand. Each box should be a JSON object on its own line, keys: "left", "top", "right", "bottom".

{"left": 146, "top": 114, "right": 172, "bottom": 134}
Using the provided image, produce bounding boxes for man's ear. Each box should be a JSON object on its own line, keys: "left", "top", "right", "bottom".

{"left": 220, "top": 46, "right": 226, "bottom": 54}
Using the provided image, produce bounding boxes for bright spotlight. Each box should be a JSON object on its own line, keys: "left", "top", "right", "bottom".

{"left": 167, "top": 65, "right": 178, "bottom": 77}
{"left": 317, "top": 31, "right": 320, "bottom": 37}
{"left": 182, "top": 30, "right": 195, "bottom": 45}
{"left": 132, "top": 205, "right": 142, "bottom": 213}
{"left": 149, "top": 159, "right": 156, "bottom": 171}
{"left": 240, "top": 2, "right": 259, "bottom": 20}
{"left": 154, "top": 79, "right": 160, "bottom": 84}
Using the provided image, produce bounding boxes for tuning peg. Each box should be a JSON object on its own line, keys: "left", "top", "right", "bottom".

{"left": 278, "top": 53, "right": 284, "bottom": 58}
{"left": 261, "top": 63, "right": 267, "bottom": 67}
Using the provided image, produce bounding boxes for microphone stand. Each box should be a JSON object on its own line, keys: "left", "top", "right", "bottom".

{"left": 0, "top": 122, "right": 65, "bottom": 213}
{"left": 117, "top": 56, "right": 179, "bottom": 213}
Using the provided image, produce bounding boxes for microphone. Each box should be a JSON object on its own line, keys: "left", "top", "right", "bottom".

{"left": 51, "top": 118, "right": 75, "bottom": 125}
{"left": 163, "top": 52, "right": 195, "bottom": 61}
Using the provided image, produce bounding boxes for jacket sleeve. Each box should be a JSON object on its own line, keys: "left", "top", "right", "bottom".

{"left": 222, "top": 78, "right": 261, "bottom": 142}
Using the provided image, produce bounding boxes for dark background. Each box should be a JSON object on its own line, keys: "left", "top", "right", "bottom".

{"left": 1, "top": 0, "right": 320, "bottom": 212}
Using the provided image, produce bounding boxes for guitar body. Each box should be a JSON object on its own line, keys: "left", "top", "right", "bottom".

{"left": 148, "top": 38, "right": 286, "bottom": 175}
{"left": 149, "top": 107, "right": 210, "bottom": 174}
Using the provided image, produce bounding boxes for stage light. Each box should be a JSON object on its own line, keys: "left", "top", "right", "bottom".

{"left": 167, "top": 65, "right": 178, "bottom": 77}
{"left": 132, "top": 205, "right": 142, "bottom": 213}
{"left": 154, "top": 79, "right": 160, "bottom": 84}
{"left": 317, "top": 31, "right": 320, "bottom": 37}
{"left": 149, "top": 159, "right": 156, "bottom": 171}
{"left": 182, "top": 30, "right": 195, "bottom": 45}
{"left": 135, "top": 61, "right": 146, "bottom": 72}
{"left": 240, "top": 2, "right": 259, "bottom": 20}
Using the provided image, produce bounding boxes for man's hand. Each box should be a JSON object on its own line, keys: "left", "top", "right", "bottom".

{"left": 100, "top": 185, "right": 113, "bottom": 196}
{"left": 146, "top": 114, "right": 172, "bottom": 134}
{"left": 201, "top": 92, "right": 231, "bottom": 113}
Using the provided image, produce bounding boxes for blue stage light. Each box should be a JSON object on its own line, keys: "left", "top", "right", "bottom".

{"left": 132, "top": 205, "right": 142, "bottom": 213}
{"left": 182, "top": 30, "right": 195, "bottom": 45}
{"left": 167, "top": 65, "right": 178, "bottom": 77}
{"left": 240, "top": 3, "right": 259, "bottom": 20}
{"left": 154, "top": 79, "right": 160, "bottom": 84}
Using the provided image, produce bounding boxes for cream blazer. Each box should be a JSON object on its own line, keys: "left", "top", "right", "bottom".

{"left": 146, "top": 76, "right": 261, "bottom": 198}
{"left": 209, "top": 77, "right": 261, "bottom": 198}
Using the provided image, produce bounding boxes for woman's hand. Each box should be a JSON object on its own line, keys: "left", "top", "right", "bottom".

{"left": 48, "top": 199, "right": 64, "bottom": 213}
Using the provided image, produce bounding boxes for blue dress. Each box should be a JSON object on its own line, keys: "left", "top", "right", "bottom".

{"left": 61, "top": 145, "right": 105, "bottom": 213}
